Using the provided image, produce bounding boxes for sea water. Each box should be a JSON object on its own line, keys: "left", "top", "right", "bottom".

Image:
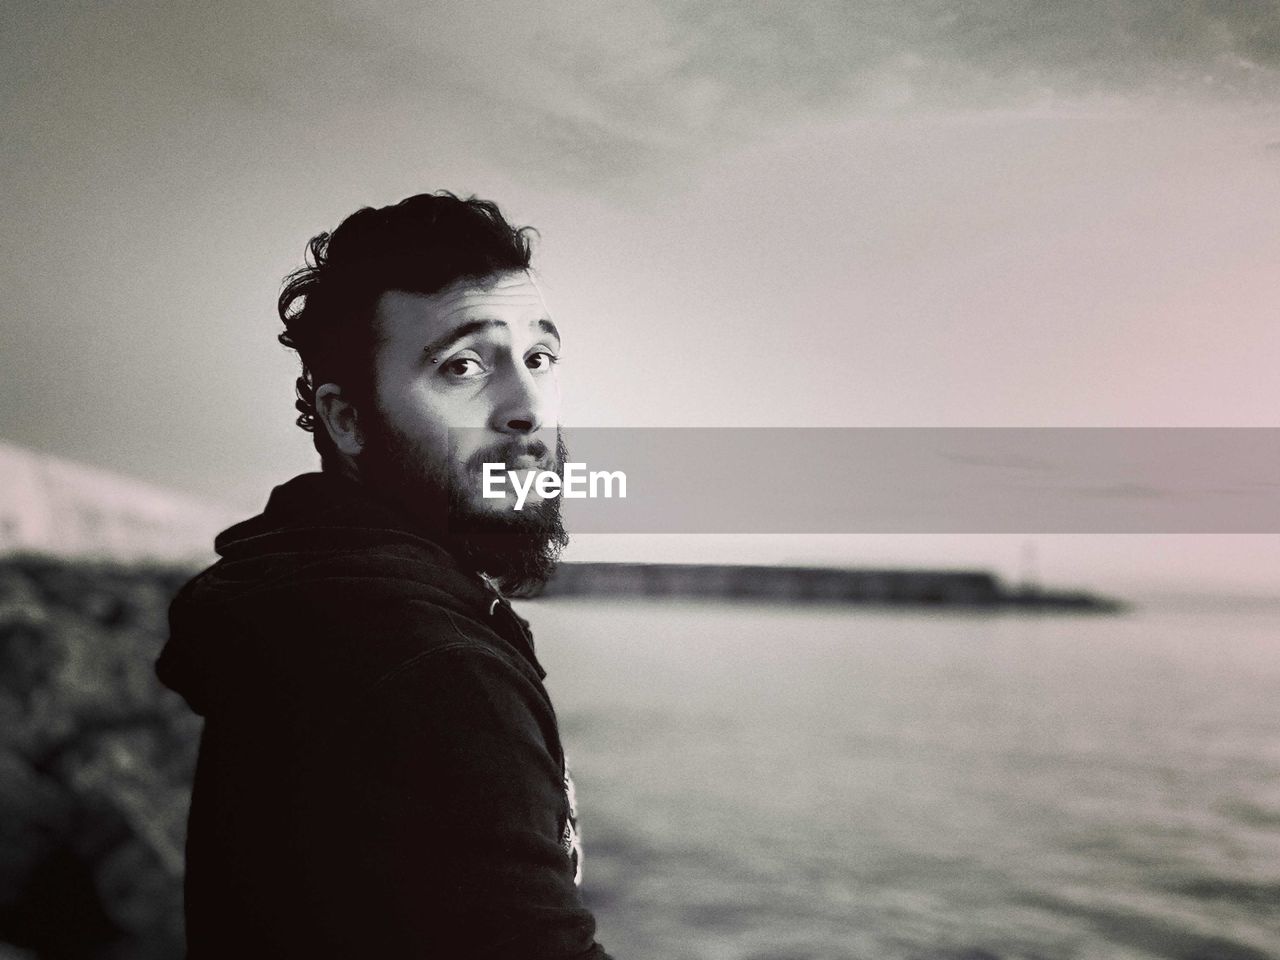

{"left": 530, "top": 598, "right": 1280, "bottom": 960}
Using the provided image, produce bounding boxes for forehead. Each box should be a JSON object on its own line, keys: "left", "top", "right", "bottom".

{"left": 375, "top": 270, "right": 550, "bottom": 342}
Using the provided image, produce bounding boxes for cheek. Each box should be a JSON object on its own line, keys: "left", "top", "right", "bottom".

{"left": 376, "top": 381, "right": 446, "bottom": 444}
{"left": 413, "top": 381, "right": 500, "bottom": 432}
{"left": 393, "top": 382, "right": 501, "bottom": 460}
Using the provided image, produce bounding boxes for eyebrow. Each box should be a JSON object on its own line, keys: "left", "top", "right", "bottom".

{"left": 536, "top": 318, "right": 561, "bottom": 347}
{"left": 422, "top": 317, "right": 561, "bottom": 360}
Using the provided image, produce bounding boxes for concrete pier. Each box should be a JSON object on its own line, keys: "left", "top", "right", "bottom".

{"left": 539, "top": 562, "right": 1121, "bottom": 611}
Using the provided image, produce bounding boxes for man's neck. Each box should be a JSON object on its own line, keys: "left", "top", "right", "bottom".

{"left": 322, "top": 454, "right": 362, "bottom": 485}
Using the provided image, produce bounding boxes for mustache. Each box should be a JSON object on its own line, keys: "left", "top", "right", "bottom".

{"left": 464, "top": 437, "right": 559, "bottom": 474}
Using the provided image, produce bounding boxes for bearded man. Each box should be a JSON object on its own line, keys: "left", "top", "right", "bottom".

{"left": 156, "top": 192, "right": 610, "bottom": 958}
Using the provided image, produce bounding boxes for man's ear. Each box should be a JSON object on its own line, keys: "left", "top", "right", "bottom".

{"left": 314, "top": 383, "right": 364, "bottom": 456}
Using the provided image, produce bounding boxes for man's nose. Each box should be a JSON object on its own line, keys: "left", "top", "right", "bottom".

{"left": 490, "top": 362, "right": 548, "bottom": 435}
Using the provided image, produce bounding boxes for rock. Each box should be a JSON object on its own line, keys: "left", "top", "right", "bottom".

{"left": 0, "top": 556, "right": 199, "bottom": 959}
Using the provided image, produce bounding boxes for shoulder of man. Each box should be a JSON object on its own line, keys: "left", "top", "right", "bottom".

{"left": 161, "top": 529, "right": 547, "bottom": 731}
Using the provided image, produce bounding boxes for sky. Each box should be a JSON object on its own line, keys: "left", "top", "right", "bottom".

{"left": 4, "top": 0, "right": 1280, "bottom": 595}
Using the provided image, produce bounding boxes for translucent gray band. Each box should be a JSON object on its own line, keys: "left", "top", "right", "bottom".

{"left": 453, "top": 428, "right": 1280, "bottom": 533}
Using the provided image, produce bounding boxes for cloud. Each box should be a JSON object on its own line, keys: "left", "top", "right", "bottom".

{"left": 940, "top": 451, "right": 1058, "bottom": 473}
{"left": 318, "top": 0, "right": 1280, "bottom": 182}
{"left": 1071, "top": 482, "right": 1170, "bottom": 500}
{"left": 8, "top": 0, "right": 1279, "bottom": 191}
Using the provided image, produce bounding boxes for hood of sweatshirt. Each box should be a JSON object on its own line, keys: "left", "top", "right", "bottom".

{"left": 156, "top": 471, "right": 543, "bottom": 724}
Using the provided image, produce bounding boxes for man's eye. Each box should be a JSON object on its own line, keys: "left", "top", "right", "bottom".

{"left": 526, "top": 351, "right": 560, "bottom": 371}
{"left": 442, "top": 357, "right": 484, "bottom": 377}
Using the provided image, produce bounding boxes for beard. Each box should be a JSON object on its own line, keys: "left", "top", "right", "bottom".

{"left": 356, "top": 410, "right": 570, "bottom": 597}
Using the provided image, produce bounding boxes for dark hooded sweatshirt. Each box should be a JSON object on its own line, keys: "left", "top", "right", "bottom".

{"left": 156, "top": 471, "right": 610, "bottom": 959}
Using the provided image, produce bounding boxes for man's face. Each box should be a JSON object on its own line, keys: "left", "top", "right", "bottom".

{"left": 356, "top": 269, "right": 569, "bottom": 591}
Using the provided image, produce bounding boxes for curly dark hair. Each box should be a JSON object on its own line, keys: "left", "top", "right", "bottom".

{"left": 277, "top": 191, "right": 536, "bottom": 462}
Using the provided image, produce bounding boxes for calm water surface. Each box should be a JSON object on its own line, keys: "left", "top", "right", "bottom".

{"left": 528, "top": 598, "right": 1280, "bottom": 960}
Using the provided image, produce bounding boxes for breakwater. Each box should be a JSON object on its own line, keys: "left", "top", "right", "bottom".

{"left": 540, "top": 562, "right": 1122, "bottom": 611}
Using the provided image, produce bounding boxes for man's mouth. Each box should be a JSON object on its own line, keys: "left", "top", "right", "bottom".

{"left": 467, "top": 439, "right": 555, "bottom": 475}
{"left": 507, "top": 453, "right": 549, "bottom": 471}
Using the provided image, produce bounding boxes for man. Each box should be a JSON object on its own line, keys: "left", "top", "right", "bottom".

{"left": 156, "top": 192, "right": 611, "bottom": 958}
